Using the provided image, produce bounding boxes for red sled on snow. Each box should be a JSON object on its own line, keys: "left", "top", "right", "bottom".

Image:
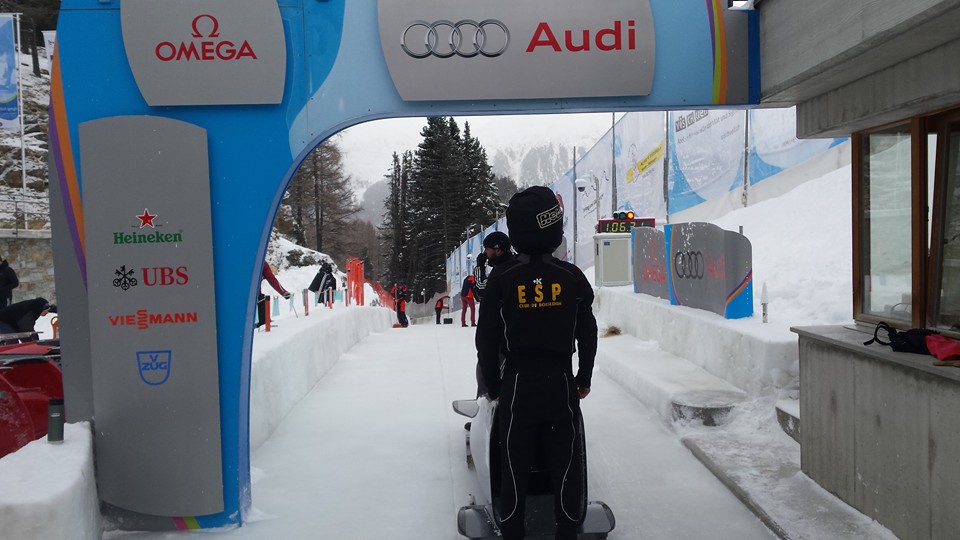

{"left": 0, "top": 354, "right": 63, "bottom": 458}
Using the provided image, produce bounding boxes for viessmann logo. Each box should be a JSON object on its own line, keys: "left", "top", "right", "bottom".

{"left": 155, "top": 14, "right": 257, "bottom": 62}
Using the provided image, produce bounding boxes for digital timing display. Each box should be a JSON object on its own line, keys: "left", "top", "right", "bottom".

{"left": 597, "top": 217, "right": 655, "bottom": 233}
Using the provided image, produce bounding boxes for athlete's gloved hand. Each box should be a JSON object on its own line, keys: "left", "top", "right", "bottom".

{"left": 283, "top": 292, "right": 292, "bottom": 299}
{"left": 578, "top": 386, "right": 591, "bottom": 399}
{"left": 476, "top": 252, "right": 488, "bottom": 268}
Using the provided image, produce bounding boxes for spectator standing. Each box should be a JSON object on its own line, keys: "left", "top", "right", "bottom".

{"left": 472, "top": 231, "right": 515, "bottom": 397}
{"left": 0, "top": 256, "right": 19, "bottom": 308}
{"left": 309, "top": 261, "right": 337, "bottom": 302}
{"left": 390, "top": 280, "right": 409, "bottom": 328}
{"left": 475, "top": 186, "right": 598, "bottom": 540}
{"left": 460, "top": 274, "right": 480, "bottom": 327}
{"left": 257, "top": 261, "right": 291, "bottom": 329}
{"left": 434, "top": 295, "right": 450, "bottom": 325}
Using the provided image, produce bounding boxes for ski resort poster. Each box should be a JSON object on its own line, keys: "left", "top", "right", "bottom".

{"left": 615, "top": 111, "right": 667, "bottom": 220}
{"left": 0, "top": 15, "right": 18, "bottom": 131}
{"left": 668, "top": 110, "right": 746, "bottom": 214}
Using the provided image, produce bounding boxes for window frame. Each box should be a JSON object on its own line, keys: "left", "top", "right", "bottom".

{"left": 853, "top": 108, "right": 960, "bottom": 338}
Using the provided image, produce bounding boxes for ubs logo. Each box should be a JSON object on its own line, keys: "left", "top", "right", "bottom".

{"left": 112, "top": 266, "right": 189, "bottom": 290}
{"left": 154, "top": 14, "right": 257, "bottom": 62}
{"left": 137, "top": 350, "right": 172, "bottom": 386}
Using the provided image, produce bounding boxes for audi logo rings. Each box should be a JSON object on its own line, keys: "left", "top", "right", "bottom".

{"left": 674, "top": 251, "right": 705, "bottom": 280}
{"left": 401, "top": 19, "right": 510, "bottom": 59}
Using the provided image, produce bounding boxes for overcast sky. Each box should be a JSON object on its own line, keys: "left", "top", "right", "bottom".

{"left": 337, "top": 113, "right": 618, "bottom": 194}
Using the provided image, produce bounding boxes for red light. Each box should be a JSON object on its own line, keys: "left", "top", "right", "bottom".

{"left": 626, "top": 211, "right": 635, "bottom": 219}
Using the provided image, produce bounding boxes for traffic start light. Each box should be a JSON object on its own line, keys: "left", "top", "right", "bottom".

{"left": 597, "top": 212, "right": 654, "bottom": 233}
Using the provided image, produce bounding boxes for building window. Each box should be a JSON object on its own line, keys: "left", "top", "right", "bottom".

{"left": 854, "top": 110, "right": 960, "bottom": 336}
{"left": 859, "top": 125, "right": 913, "bottom": 322}
{"left": 932, "top": 125, "right": 960, "bottom": 332}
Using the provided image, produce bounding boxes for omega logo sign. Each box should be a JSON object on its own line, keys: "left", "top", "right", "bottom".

{"left": 154, "top": 14, "right": 257, "bottom": 62}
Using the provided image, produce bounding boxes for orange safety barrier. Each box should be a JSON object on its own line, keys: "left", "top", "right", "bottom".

{"left": 365, "top": 278, "right": 396, "bottom": 311}
{"left": 345, "top": 258, "right": 365, "bottom": 306}
{"left": 51, "top": 316, "right": 59, "bottom": 339}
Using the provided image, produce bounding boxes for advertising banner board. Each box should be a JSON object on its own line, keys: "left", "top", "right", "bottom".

{"left": 0, "top": 16, "right": 18, "bottom": 131}
{"left": 616, "top": 112, "right": 667, "bottom": 220}
{"left": 43, "top": 30, "right": 56, "bottom": 72}
{"left": 121, "top": 0, "right": 286, "bottom": 106}
{"left": 665, "top": 222, "right": 752, "bottom": 319}
{"left": 632, "top": 226, "right": 669, "bottom": 299}
{"left": 80, "top": 116, "right": 223, "bottom": 516}
{"left": 378, "top": 0, "right": 656, "bottom": 101}
{"left": 668, "top": 110, "right": 746, "bottom": 214}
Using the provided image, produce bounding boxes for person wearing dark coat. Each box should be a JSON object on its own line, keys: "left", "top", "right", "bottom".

{"left": 0, "top": 297, "right": 55, "bottom": 341}
{"left": 0, "top": 257, "right": 19, "bottom": 308}
{"left": 475, "top": 186, "right": 598, "bottom": 540}
{"left": 309, "top": 262, "right": 338, "bottom": 302}
{"left": 472, "top": 231, "right": 515, "bottom": 397}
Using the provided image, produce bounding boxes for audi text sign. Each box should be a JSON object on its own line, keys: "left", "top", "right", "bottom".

{"left": 121, "top": 0, "right": 285, "bottom": 106}
{"left": 378, "top": 0, "right": 656, "bottom": 101}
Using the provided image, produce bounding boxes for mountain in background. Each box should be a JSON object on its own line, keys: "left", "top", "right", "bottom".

{"left": 341, "top": 114, "right": 615, "bottom": 227}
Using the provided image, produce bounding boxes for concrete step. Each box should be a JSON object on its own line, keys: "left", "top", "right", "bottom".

{"left": 595, "top": 330, "right": 746, "bottom": 425}
{"left": 775, "top": 399, "right": 800, "bottom": 443}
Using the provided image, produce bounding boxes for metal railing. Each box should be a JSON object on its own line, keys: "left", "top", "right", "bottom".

{"left": 0, "top": 194, "right": 50, "bottom": 231}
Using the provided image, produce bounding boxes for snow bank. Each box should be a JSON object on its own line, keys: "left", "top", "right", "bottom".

{"left": 0, "top": 422, "right": 100, "bottom": 540}
{"left": 250, "top": 306, "right": 394, "bottom": 449}
{"left": 595, "top": 287, "right": 798, "bottom": 396}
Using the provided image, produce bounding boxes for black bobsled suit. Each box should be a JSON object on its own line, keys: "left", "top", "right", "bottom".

{"left": 475, "top": 252, "right": 598, "bottom": 540}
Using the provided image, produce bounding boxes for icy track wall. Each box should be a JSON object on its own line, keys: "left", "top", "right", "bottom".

{"left": 0, "top": 306, "right": 393, "bottom": 539}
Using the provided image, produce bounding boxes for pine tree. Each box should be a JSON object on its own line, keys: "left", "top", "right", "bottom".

{"left": 461, "top": 122, "right": 501, "bottom": 227}
{"left": 281, "top": 136, "right": 359, "bottom": 265}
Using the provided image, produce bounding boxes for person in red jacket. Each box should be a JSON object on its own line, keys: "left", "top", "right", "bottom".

{"left": 460, "top": 274, "right": 480, "bottom": 327}
{"left": 257, "top": 261, "right": 291, "bottom": 329}
{"left": 390, "top": 280, "right": 409, "bottom": 328}
{"left": 435, "top": 295, "right": 450, "bottom": 325}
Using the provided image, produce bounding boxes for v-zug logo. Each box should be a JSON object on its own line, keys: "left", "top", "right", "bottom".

{"left": 155, "top": 13, "right": 258, "bottom": 62}
{"left": 137, "top": 350, "right": 172, "bottom": 386}
{"left": 402, "top": 19, "right": 509, "bottom": 58}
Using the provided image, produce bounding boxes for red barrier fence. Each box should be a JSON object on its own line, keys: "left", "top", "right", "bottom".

{"left": 366, "top": 278, "right": 396, "bottom": 310}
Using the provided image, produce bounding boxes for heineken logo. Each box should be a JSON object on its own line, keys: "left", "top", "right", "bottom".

{"left": 113, "top": 207, "right": 184, "bottom": 245}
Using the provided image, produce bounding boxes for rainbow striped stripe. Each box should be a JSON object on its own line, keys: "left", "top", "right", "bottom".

{"left": 725, "top": 270, "right": 752, "bottom": 308}
{"left": 173, "top": 517, "right": 202, "bottom": 530}
{"left": 706, "top": 0, "right": 729, "bottom": 104}
{"left": 48, "top": 52, "right": 87, "bottom": 287}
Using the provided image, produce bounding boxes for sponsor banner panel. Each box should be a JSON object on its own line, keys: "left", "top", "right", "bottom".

{"left": 378, "top": 0, "right": 656, "bottom": 101}
{"left": 0, "top": 15, "right": 18, "bottom": 131}
{"left": 43, "top": 31, "right": 56, "bottom": 72}
{"left": 550, "top": 174, "right": 575, "bottom": 262}
{"left": 668, "top": 110, "right": 746, "bottom": 214}
{"left": 574, "top": 128, "right": 614, "bottom": 269}
{"left": 749, "top": 107, "right": 846, "bottom": 185}
{"left": 616, "top": 111, "right": 666, "bottom": 220}
{"left": 632, "top": 226, "right": 668, "bottom": 299}
{"left": 79, "top": 116, "right": 223, "bottom": 516}
{"left": 120, "top": 0, "right": 286, "bottom": 106}
{"left": 664, "top": 222, "right": 752, "bottom": 319}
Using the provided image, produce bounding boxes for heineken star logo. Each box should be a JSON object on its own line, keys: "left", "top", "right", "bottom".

{"left": 136, "top": 208, "right": 157, "bottom": 228}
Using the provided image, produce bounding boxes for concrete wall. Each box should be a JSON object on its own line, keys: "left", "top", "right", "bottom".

{"left": 760, "top": 0, "right": 960, "bottom": 137}
{"left": 796, "top": 326, "right": 960, "bottom": 540}
{"left": 0, "top": 231, "right": 56, "bottom": 304}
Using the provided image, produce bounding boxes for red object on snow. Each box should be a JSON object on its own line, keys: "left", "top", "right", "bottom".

{"left": 0, "top": 342, "right": 55, "bottom": 355}
{"left": 0, "top": 359, "right": 64, "bottom": 458}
